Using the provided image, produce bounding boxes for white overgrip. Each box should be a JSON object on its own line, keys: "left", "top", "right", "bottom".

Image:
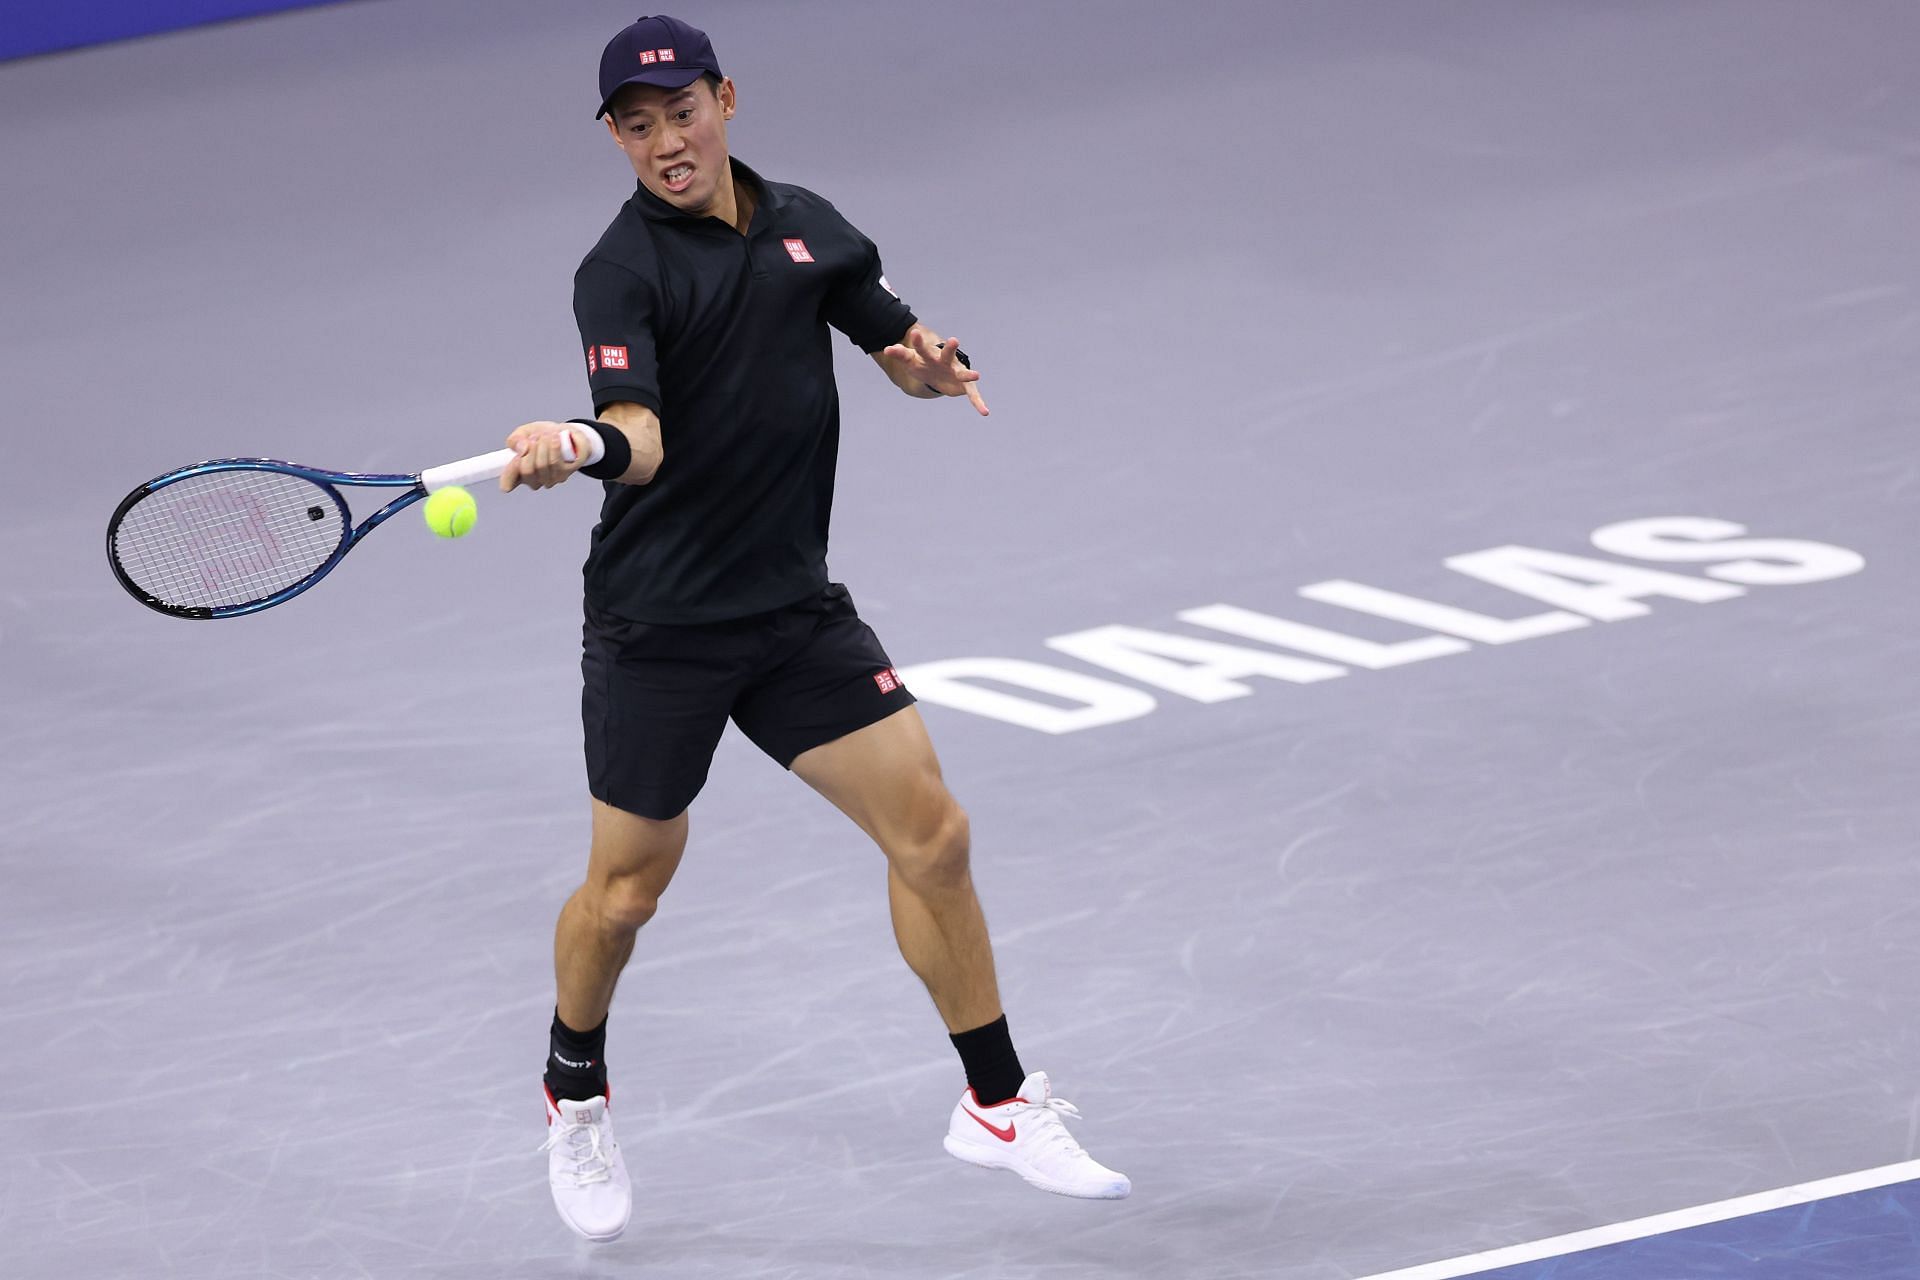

{"left": 420, "top": 448, "right": 516, "bottom": 493}
{"left": 567, "top": 422, "right": 607, "bottom": 467}
{"left": 419, "top": 422, "right": 601, "bottom": 492}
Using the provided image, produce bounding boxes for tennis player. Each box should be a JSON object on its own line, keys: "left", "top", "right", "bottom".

{"left": 502, "top": 16, "right": 1128, "bottom": 1241}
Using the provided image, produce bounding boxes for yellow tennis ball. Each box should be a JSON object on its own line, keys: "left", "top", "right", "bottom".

{"left": 423, "top": 486, "right": 477, "bottom": 538}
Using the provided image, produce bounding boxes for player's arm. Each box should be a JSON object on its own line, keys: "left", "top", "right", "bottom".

{"left": 588, "top": 402, "right": 664, "bottom": 483}
{"left": 872, "top": 324, "right": 989, "bottom": 416}
{"left": 500, "top": 402, "right": 663, "bottom": 492}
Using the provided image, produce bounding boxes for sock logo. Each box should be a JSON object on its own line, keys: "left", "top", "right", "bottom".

{"left": 552, "top": 1052, "right": 596, "bottom": 1071}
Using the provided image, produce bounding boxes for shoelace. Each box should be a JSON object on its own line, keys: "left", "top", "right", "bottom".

{"left": 540, "top": 1114, "right": 615, "bottom": 1186}
{"left": 1006, "top": 1095, "right": 1092, "bottom": 1161}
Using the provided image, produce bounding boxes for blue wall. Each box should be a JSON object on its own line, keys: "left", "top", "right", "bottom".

{"left": 1, "top": 1, "right": 349, "bottom": 62}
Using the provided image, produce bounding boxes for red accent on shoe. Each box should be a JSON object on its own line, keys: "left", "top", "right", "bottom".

{"left": 963, "top": 1105, "right": 1019, "bottom": 1142}
{"left": 967, "top": 1088, "right": 1029, "bottom": 1108}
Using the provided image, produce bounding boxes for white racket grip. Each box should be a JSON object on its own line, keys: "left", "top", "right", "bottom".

{"left": 568, "top": 422, "right": 607, "bottom": 467}
{"left": 421, "top": 447, "right": 516, "bottom": 493}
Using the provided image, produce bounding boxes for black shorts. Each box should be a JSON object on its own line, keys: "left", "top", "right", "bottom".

{"left": 581, "top": 583, "right": 916, "bottom": 820}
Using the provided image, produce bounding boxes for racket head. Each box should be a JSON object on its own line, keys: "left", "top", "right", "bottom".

{"left": 107, "top": 461, "right": 360, "bottom": 619}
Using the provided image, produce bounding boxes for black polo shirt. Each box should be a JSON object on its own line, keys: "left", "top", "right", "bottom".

{"left": 572, "top": 158, "right": 916, "bottom": 624}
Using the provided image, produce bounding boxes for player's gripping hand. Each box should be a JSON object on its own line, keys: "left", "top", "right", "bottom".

{"left": 501, "top": 421, "right": 587, "bottom": 492}
{"left": 881, "top": 328, "right": 989, "bottom": 416}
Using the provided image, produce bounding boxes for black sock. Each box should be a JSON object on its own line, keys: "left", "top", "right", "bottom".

{"left": 949, "top": 1014, "right": 1026, "bottom": 1105}
{"left": 544, "top": 1010, "right": 608, "bottom": 1102}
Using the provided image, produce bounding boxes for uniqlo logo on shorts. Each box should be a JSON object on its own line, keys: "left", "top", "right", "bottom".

{"left": 783, "top": 238, "right": 815, "bottom": 264}
{"left": 873, "top": 667, "right": 902, "bottom": 694}
{"left": 599, "top": 345, "right": 629, "bottom": 370}
{"left": 586, "top": 344, "right": 598, "bottom": 373}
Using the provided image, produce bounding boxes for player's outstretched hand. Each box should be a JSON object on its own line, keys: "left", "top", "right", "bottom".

{"left": 882, "top": 328, "right": 989, "bottom": 416}
{"left": 501, "top": 421, "right": 586, "bottom": 492}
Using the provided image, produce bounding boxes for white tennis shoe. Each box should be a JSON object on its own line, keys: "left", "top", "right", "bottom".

{"left": 943, "top": 1071, "right": 1130, "bottom": 1199}
{"left": 541, "top": 1091, "right": 632, "bottom": 1241}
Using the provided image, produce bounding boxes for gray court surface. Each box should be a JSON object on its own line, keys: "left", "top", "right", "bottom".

{"left": 5, "top": 2, "right": 1919, "bottom": 1277}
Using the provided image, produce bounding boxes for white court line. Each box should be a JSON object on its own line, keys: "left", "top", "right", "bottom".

{"left": 1354, "top": 1157, "right": 1920, "bottom": 1280}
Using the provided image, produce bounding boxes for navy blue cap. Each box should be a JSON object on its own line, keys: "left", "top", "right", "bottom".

{"left": 596, "top": 15, "right": 721, "bottom": 118}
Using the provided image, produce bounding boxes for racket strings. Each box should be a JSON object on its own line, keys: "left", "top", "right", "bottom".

{"left": 112, "top": 471, "right": 347, "bottom": 609}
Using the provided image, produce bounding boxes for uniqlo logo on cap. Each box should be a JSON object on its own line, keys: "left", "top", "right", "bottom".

{"left": 657, "top": 48, "right": 676, "bottom": 62}
{"left": 598, "top": 345, "right": 629, "bottom": 370}
{"left": 783, "top": 238, "right": 814, "bottom": 263}
{"left": 638, "top": 49, "right": 657, "bottom": 64}
{"left": 586, "top": 344, "right": 598, "bottom": 373}
{"left": 873, "top": 667, "right": 902, "bottom": 694}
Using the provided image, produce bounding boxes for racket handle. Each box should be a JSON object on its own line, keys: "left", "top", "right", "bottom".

{"left": 567, "top": 422, "right": 607, "bottom": 467}
{"left": 421, "top": 447, "right": 516, "bottom": 493}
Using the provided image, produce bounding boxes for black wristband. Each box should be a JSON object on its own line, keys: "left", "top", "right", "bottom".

{"left": 568, "top": 419, "right": 632, "bottom": 480}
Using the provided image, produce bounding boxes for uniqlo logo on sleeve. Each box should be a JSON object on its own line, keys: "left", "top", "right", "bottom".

{"left": 599, "top": 345, "right": 629, "bottom": 370}
{"left": 783, "top": 238, "right": 814, "bottom": 263}
{"left": 873, "top": 667, "right": 902, "bottom": 694}
{"left": 638, "top": 49, "right": 657, "bottom": 64}
{"left": 586, "top": 344, "right": 598, "bottom": 373}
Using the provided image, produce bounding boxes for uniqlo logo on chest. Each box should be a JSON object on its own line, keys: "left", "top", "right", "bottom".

{"left": 783, "top": 238, "right": 814, "bottom": 263}
{"left": 873, "top": 667, "right": 903, "bottom": 694}
{"left": 599, "top": 345, "right": 629, "bottom": 370}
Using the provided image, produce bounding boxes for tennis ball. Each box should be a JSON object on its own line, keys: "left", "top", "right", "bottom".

{"left": 423, "top": 486, "right": 477, "bottom": 538}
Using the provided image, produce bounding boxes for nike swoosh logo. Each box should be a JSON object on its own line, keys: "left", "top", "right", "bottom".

{"left": 965, "top": 1108, "right": 1017, "bottom": 1142}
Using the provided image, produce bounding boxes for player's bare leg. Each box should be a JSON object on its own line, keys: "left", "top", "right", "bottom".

{"left": 792, "top": 706, "right": 999, "bottom": 1032}
{"left": 793, "top": 705, "right": 1129, "bottom": 1198}
{"left": 542, "top": 799, "right": 687, "bottom": 1242}
{"left": 555, "top": 800, "right": 690, "bottom": 1030}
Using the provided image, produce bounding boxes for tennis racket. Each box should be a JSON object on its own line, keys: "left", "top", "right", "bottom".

{"left": 107, "top": 429, "right": 601, "bottom": 620}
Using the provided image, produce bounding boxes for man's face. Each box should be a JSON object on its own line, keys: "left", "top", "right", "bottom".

{"left": 604, "top": 78, "right": 736, "bottom": 217}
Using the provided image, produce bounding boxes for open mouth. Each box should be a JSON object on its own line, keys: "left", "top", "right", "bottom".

{"left": 662, "top": 163, "right": 694, "bottom": 193}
